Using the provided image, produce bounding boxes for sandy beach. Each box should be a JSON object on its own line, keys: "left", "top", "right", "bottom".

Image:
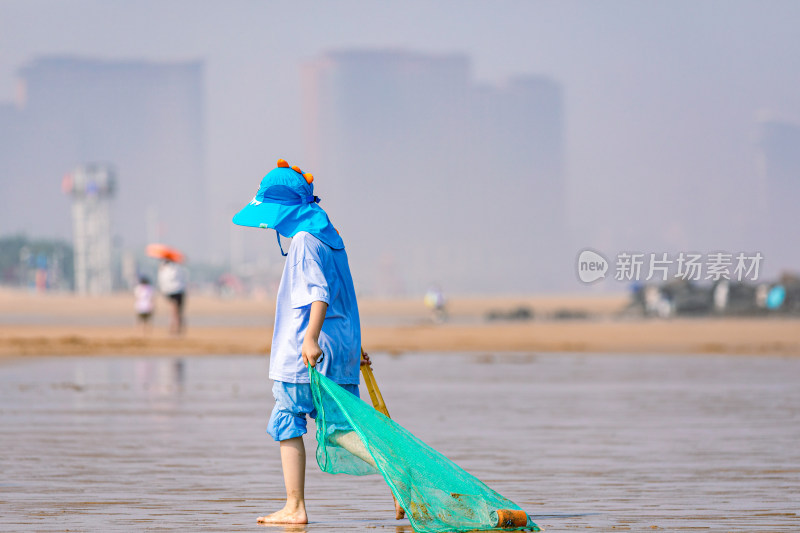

{"left": 1, "top": 289, "right": 798, "bottom": 357}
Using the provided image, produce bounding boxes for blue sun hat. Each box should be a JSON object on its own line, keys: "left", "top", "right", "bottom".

{"left": 232, "top": 159, "right": 344, "bottom": 254}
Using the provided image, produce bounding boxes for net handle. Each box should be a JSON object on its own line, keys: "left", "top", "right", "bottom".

{"left": 360, "top": 347, "right": 390, "bottom": 418}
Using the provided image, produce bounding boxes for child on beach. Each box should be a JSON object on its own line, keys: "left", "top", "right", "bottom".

{"left": 133, "top": 276, "right": 155, "bottom": 336}
{"left": 232, "top": 159, "right": 402, "bottom": 524}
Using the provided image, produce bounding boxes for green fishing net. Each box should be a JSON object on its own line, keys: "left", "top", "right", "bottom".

{"left": 309, "top": 366, "right": 540, "bottom": 532}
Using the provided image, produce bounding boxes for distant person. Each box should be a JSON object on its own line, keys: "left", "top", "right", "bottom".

{"left": 713, "top": 280, "right": 730, "bottom": 314}
{"left": 158, "top": 258, "right": 187, "bottom": 335}
{"left": 231, "top": 159, "right": 403, "bottom": 524}
{"left": 133, "top": 276, "right": 155, "bottom": 336}
{"left": 424, "top": 286, "right": 447, "bottom": 323}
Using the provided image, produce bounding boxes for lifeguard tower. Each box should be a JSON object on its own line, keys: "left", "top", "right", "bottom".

{"left": 62, "top": 164, "right": 116, "bottom": 294}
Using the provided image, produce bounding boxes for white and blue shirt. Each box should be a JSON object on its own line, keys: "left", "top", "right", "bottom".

{"left": 270, "top": 232, "right": 361, "bottom": 385}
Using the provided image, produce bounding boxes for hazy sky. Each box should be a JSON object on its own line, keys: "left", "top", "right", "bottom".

{"left": 2, "top": 1, "right": 799, "bottom": 289}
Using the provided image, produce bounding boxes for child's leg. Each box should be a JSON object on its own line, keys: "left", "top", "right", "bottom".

{"left": 259, "top": 381, "right": 314, "bottom": 523}
{"left": 257, "top": 436, "right": 308, "bottom": 524}
{"left": 331, "top": 430, "right": 373, "bottom": 465}
{"left": 330, "top": 431, "right": 406, "bottom": 519}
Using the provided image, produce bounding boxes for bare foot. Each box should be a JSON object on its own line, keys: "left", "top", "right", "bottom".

{"left": 257, "top": 506, "right": 308, "bottom": 524}
{"left": 393, "top": 494, "right": 405, "bottom": 520}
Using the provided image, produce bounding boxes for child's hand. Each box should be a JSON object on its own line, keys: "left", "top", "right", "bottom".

{"left": 361, "top": 351, "right": 372, "bottom": 368}
{"left": 302, "top": 337, "right": 324, "bottom": 367}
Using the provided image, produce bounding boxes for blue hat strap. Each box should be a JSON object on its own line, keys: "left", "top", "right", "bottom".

{"left": 261, "top": 195, "right": 320, "bottom": 206}
{"left": 276, "top": 230, "right": 288, "bottom": 257}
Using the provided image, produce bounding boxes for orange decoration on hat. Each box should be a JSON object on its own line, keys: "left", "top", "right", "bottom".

{"left": 291, "top": 165, "right": 302, "bottom": 174}
{"left": 303, "top": 173, "right": 314, "bottom": 184}
{"left": 277, "top": 159, "right": 290, "bottom": 168}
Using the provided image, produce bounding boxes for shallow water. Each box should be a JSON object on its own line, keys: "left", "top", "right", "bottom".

{"left": 1, "top": 352, "right": 798, "bottom": 532}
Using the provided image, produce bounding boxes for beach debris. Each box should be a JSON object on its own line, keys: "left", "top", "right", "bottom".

{"left": 485, "top": 306, "right": 533, "bottom": 321}
{"left": 625, "top": 272, "right": 800, "bottom": 318}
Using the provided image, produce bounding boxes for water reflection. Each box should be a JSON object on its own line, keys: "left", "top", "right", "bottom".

{"left": 134, "top": 358, "right": 185, "bottom": 390}
{"left": 1, "top": 353, "right": 799, "bottom": 531}
{"left": 256, "top": 525, "right": 309, "bottom": 532}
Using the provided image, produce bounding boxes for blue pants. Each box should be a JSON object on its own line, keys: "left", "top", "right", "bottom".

{"left": 267, "top": 380, "right": 359, "bottom": 441}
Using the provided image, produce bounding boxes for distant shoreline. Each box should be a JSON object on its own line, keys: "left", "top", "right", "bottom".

{"left": 1, "top": 290, "right": 798, "bottom": 357}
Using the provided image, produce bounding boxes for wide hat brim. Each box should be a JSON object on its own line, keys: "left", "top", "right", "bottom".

{"left": 232, "top": 199, "right": 344, "bottom": 250}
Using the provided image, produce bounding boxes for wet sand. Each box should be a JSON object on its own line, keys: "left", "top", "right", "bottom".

{"left": 1, "top": 352, "right": 798, "bottom": 531}
{"left": 1, "top": 290, "right": 799, "bottom": 357}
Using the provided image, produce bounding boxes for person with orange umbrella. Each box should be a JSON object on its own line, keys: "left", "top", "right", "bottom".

{"left": 148, "top": 244, "right": 188, "bottom": 336}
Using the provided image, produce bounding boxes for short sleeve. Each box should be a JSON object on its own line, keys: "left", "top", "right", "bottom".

{"left": 287, "top": 237, "right": 330, "bottom": 308}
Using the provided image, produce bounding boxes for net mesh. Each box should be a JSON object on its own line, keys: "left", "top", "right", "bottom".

{"left": 309, "top": 366, "right": 540, "bottom": 532}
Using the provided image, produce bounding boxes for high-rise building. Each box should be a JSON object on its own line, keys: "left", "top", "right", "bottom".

{"left": 302, "top": 50, "right": 566, "bottom": 294}
{"left": 0, "top": 57, "right": 205, "bottom": 260}
{"left": 755, "top": 119, "right": 800, "bottom": 270}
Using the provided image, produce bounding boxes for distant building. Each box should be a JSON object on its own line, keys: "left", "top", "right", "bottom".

{"left": 0, "top": 102, "right": 25, "bottom": 229}
{"left": 755, "top": 119, "right": 800, "bottom": 270}
{"left": 302, "top": 50, "right": 566, "bottom": 294}
{"left": 0, "top": 57, "right": 205, "bottom": 261}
